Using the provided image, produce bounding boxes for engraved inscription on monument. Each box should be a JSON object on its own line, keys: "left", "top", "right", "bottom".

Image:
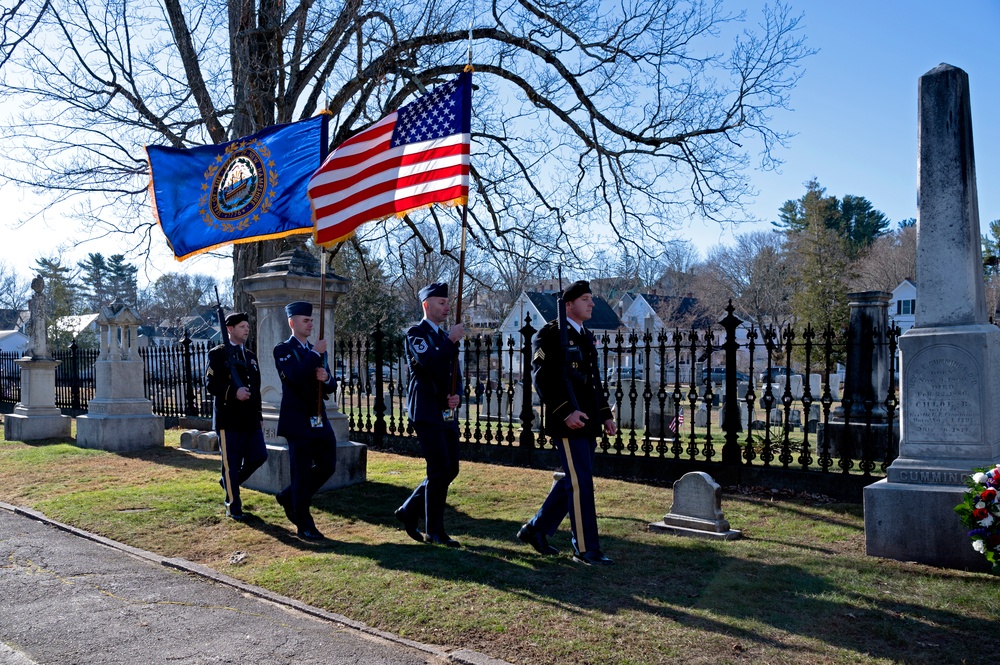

{"left": 904, "top": 348, "right": 980, "bottom": 444}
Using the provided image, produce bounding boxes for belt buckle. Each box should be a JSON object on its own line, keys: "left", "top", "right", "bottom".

{"left": 309, "top": 416, "right": 323, "bottom": 428}
{"left": 442, "top": 409, "right": 455, "bottom": 420}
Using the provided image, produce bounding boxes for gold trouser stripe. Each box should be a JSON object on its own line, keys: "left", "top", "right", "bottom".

{"left": 220, "top": 430, "right": 234, "bottom": 504}
{"left": 561, "top": 437, "right": 586, "bottom": 553}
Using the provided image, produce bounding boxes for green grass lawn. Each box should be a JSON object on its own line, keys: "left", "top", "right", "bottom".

{"left": 0, "top": 421, "right": 993, "bottom": 665}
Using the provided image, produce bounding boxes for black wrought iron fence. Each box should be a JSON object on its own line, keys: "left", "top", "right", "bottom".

{"left": 335, "top": 305, "right": 901, "bottom": 493}
{"left": 53, "top": 342, "right": 99, "bottom": 414}
{"left": 0, "top": 334, "right": 213, "bottom": 421}
{"left": 139, "top": 335, "right": 213, "bottom": 421}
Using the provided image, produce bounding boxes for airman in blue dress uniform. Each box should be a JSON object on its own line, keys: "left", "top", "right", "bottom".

{"left": 517, "top": 280, "right": 617, "bottom": 565}
{"left": 206, "top": 312, "right": 267, "bottom": 520}
{"left": 394, "top": 282, "right": 464, "bottom": 547}
{"left": 272, "top": 301, "right": 337, "bottom": 541}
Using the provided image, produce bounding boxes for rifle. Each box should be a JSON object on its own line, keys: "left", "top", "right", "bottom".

{"left": 556, "top": 268, "right": 580, "bottom": 413}
{"left": 214, "top": 286, "right": 245, "bottom": 390}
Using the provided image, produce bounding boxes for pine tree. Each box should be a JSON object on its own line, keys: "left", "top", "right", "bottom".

{"left": 34, "top": 256, "right": 80, "bottom": 349}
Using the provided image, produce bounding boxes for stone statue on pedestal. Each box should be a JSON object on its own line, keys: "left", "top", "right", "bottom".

{"left": 27, "top": 276, "right": 48, "bottom": 359}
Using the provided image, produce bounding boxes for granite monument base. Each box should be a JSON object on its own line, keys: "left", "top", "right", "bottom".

{"left": 243, "top": 440, "right": 367, "bottom": 494}
{"left": 75, "top": 413, "right": 165, "bottom": 452}
{"left": 3, "top": 409, "right": 71, "bottom": 441}
{"left": 864, "top": 478, "right": 990, "bottom": 572}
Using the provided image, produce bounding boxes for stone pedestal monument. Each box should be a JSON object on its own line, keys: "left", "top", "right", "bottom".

{"left": 4, "top": 276, "right": 72, "bottom": 441}
{"left": 76, "top": 301, "right": 164, "bottom": 451}
{"left": 864, "top": 64, "right": 997, "bottom": 571}
{"left": 818, "top": 291, "right": 898, "bottom": 460}
{"left": 241, "top": 247, "right": 366, "bottom": 494}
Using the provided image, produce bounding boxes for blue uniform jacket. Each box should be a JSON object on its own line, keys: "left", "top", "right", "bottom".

{"left": 273, "top": 336, "right": 337, "bottom": 440}
{"left": 405, "top": 320, "right": 458, "bottom": 425}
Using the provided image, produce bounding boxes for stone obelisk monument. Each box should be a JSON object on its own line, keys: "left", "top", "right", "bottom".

{"left": 864, "top": 64, "right": 998, "bottom": 570}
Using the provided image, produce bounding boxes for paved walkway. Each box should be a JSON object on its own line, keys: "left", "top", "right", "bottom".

{"left": 0, "top": 503, "right": 508, "bottom": 665}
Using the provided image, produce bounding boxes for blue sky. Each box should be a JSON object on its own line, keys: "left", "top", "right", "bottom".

{"left": 686, "top": 0, "right": 1000, "bottom": 250}
{"left": 1, "top": 0, "right": 998, "bottom": 281}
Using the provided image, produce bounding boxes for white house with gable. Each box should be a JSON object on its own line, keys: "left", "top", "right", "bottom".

{"left": 888, "top": 278, "right": 916, "bottom": 333}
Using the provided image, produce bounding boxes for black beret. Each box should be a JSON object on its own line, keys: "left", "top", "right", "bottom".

{"left": 285, "top": 301, "right": 312, "bottom": 318}
{"left": 224, "top": 312, "right": 248, "bottom": 327}
{"left": 562, "top": 280, "right": 592, "bottom": 302}
{"left": 419, "top": 282, "right": 448, "bottom": 301}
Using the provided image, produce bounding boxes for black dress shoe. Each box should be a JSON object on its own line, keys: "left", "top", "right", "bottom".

{"left": 424, "top": 533, "right": 461, "bottom": 548}
{"left": 517, "top": 523, "right": 559, "bottom": 555}
{"left": 276, "top": 493, "right": 295, "bottom": 524}
{"left": 395, "top": 508, "right": 424, "bottom": 543}
{"left": 226, "top": 508, "right": 246, "bottom": 521}
{"left": 298, "top": 528, "right": 325, "bottom": 541}
{"left": 573, "top": 550, "right": 613, "bottom": 566}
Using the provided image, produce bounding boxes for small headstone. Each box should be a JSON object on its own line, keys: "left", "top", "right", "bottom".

{"left": 649, "top": 472, "right": 741, "bottom": 540}
{"left": 694, "top": 404, "right": 709, "bottom": 427}
{"left": 179, "top": 429, "right": 200, "bottom": 450}
{"left": 196, "top": 432, "right": 220, "bottom": 453}
{"left": 788, "top": 409, "right": 802, "bottom": 428}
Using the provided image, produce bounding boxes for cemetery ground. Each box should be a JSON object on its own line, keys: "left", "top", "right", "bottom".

{"left": 0, "top": 423, "right": 995, "bottom": 665}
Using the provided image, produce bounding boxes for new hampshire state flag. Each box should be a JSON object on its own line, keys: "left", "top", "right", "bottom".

{"left": 147, "top": 116, "right": 325, "bottom": 260}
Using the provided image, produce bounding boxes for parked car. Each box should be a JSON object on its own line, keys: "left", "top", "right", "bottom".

{"left": 758, "top": 366, "right": 802, "bottom": 383}
{"left": 606, "top": 366, "right": 644, "bottom": 383}
{"left": 701, "top": 367, "right": 749, "bottom": 385}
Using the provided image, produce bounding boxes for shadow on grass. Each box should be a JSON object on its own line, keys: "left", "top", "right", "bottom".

{"left": 307, "top": 479, "right": 986, "bottom": 664}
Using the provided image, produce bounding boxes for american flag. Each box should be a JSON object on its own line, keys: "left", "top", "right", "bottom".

{"left": 309, "top": 72, "right": 472, "bottom": 246}
{"left": 668, "top": 411, "right": 684, "bottom": 434}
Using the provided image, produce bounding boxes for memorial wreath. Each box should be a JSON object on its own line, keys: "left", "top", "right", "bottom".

{"left": 955, "top": 464, "right": 1000, "bottom": 568}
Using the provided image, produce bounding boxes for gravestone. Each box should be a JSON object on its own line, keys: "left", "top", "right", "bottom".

{"left": 76, "top": 301, "right": 164, "bottom": 451}
{"left": 864, "top": 64, "right": 997, "bottom": 571}
{"left": 5, "top": 276, "right": 72, "bottom": 441}
{"left": 240, "top": 247, "right": 366, "bottom": 493}
{"left": 649, "top": 471, "right": 741, "bottom": 540}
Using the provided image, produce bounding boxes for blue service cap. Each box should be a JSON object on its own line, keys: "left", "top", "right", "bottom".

{"left": 419, "top": 282, "right": 449, "bottom": 301}
{"left": 285, "top": 301, "right": 312, "bottom": 318}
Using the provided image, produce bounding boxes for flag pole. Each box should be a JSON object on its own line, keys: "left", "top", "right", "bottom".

{"left": 316, "top": 246, "right": 328, "bottom": 418}
{"left": 449, "top": 47, "right": 474, "bottom": 401}
{"left": 316, "top": 111, "right": 331, "bottom": 419}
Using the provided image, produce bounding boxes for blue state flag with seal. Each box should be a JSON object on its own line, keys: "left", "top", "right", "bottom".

{"left": 147, "top": 115, "right": 325, "bottom": 261}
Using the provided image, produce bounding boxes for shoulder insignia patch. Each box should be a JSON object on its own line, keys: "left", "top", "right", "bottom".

{"left": 413, "top": 338, "right": 429, "bottom": 354}
{"left": 533, "top": 349, "right": 545, "bottom": 361}
{"left": 206, "top": 367, "right": 214, "bottom": 376}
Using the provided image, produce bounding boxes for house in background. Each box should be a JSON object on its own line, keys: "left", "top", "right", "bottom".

{"left": 889, "top": 278, "right": 916, "bottom": 333}
{"left": 0, "top": 309, "right": 28, "bottom": 333}
{"left": 0, "top": 330, "right": 29, "bottom": 354}
{"left": 56, "top": 313, "right": 100, "bottom": 341}
{"left": 497, "top": 291, "right": 621, "bottom": 376}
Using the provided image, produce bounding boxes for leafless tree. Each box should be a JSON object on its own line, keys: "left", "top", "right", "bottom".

{"left": 0, "top": 260, "right": 31, "bottom": 313}
{"left": 696, "top": 230, "right": 793, "bottom": 327}
{"left": 850, "top": 223, "right": 917, "bottom": 293}
{"left": 1, "top": 0, "right": 811, "bottom": 334}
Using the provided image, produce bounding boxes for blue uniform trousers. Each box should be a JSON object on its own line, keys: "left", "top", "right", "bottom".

{"left": 277, "top": 436, "right": 337, "bottom": 531}
{"left": 528, "top": 436, "right": 600, "bottom": 556}
{"left": 218, "top": 429, "right": 267, "bottom": 513}
{"left": 399, "top": 421, "right": 460, "bottom": 538}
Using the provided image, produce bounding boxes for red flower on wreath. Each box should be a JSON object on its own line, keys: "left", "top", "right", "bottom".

{"left": 987, "top": 532, "right": 1000, "bottom": 548}
{"left": 973, "top": 507, "right": 990, "bottom": 521}
{"left": 982, "top": 488, "right": 997, "bottom": 502}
